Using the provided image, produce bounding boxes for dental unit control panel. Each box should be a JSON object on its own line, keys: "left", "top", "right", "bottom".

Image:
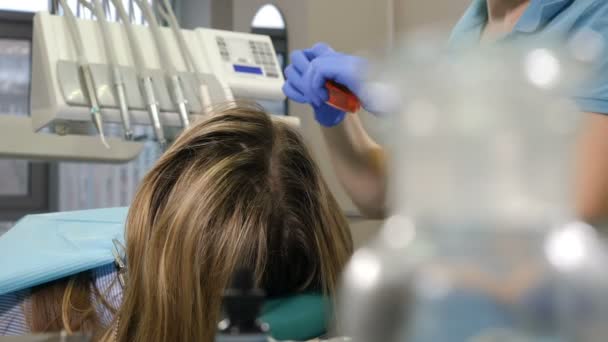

{"left": 198, "top": 29, "right": 284, "bottom": 101}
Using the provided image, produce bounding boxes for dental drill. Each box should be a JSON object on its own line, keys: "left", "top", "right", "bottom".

{"left": 57, "top": 0, "right": 110, "bottom": 149}
{"left": 134, "top": 0, "right": 191, "bottom": 129}
{"left": 80, "top": 0, "right": 134, "bottom": 140}
{"left": 111, "top": 0, "right": 167, "bottom": 149}
{"left": 156, "top": 0, "right": 213, "bottom": 115}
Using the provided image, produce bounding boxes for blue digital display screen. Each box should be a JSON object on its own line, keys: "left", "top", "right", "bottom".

{"left": 233, "top": 64, "right": 263, "bottom": 75}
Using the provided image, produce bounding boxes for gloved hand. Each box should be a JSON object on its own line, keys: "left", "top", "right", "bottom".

{"left": 283, "top": 43, "right": 368, "bottom": 127}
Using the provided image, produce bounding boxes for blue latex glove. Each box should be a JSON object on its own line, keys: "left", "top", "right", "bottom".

{"left": 283, "top": 43, "right": 368, "bottom": 127}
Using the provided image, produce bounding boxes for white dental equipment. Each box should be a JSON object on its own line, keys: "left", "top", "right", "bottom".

{"left": 337, "top": 43, "right": 608, "bottom": 342}
{"left": 2, "top": 5, "right": 290, "bottom": 162}
{"left": 57, "top": 0, "right": 109, "bottom": 149}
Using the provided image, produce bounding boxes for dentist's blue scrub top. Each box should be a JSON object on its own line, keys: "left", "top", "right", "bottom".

{"left": 411, "top": 1, "right": 608, "bottom": 341}
{"left": 450, "top": 0, "right": 608, "bottom": 115}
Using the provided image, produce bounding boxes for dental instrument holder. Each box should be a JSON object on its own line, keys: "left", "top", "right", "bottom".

{"left": 335, "top": 47, "right": 608, "bottom": 342}
{"left": 216, "top": 268, "right": 269, "bottom": 342}
{"left": 31, "top": 12, "right": 286, "bottom": 144}
{"left": 56, "top": 61, "right": 212, "bottom": 119}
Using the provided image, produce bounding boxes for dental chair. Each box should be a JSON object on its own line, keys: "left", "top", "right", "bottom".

{"left": 0, "top": 208, "right": 330, "bottom": 341}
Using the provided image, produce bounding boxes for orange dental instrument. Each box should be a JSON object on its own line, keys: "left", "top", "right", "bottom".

{"left": 325, "top": 81, "right": 361, "bottom": 113}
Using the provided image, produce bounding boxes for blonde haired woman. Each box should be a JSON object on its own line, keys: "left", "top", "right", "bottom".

{"left": 0, "top": 102, "right": 353, "bottom": 341}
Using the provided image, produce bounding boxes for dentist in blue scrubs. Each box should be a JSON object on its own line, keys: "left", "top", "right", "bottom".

{"left": 285, "top": 1, "right": 608, "bottom": 339}
{"left": 284, "top": 0, "right": 608, "bottom": 224}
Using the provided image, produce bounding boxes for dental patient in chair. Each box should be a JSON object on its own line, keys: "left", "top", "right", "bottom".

{"left": 0, "top": 102, "right": 353, "bottom": 341}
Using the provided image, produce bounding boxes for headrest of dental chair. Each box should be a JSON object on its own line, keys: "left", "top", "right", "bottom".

{"left": 262, "top": 294, "right": 331, "bottom": 341}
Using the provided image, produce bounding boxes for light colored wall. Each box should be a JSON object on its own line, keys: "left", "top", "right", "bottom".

{"left": 210, "top": 0, "right": 233, "bottom": 31}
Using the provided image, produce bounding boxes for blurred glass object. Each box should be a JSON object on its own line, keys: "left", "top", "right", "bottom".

{"left": 337, "top": 38, "right": 608, "bottom": 342}
{"left": 0, "top": 0, "right": 49, "bottom": 12}
{"left": 525, "top": 49, "right": 562, "bottom": 89}
{"left": 568, "top": 28, "right": 605, "bottom": 63}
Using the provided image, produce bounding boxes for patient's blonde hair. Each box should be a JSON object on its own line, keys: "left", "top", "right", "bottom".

{"left": 108, "top": 102, "right": 353, "bottom": 341}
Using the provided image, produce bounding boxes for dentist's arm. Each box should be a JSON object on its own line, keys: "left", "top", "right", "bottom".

{"left": 320, "top": 115, "right": 388, "bottom": 219}
{"left": 283, "top": 43, "right": 388, "bottom": 218}
{"left": 576, "top": 112, "right": 608, "bottom": 226}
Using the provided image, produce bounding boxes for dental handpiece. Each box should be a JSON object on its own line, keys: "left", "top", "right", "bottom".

{"left": 111, "top": 0, "right": 166, "bottom": 148}
{"left": 113, "top": 68, "right": 134, "bottom": 140}
{"left": 170, "top": 75, "right": 190, "bottom": 127}
{"left": 141, "top": 76, "right": 167, "bottom": 150}
{"left": 81, "top": 64, "right": 110, "bottom": 148}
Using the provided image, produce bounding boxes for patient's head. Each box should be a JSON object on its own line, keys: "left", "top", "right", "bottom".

{"left": 115, "top": 102, "right": 353, "bottom": 341}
